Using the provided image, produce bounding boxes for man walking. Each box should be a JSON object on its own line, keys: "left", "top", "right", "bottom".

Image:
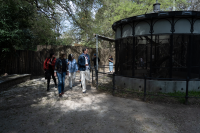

{"left": 43, "top": 52, "right": 57, "bottom": 91}
{"left": 78, "top": 48, "right": 90, "bottom": 93}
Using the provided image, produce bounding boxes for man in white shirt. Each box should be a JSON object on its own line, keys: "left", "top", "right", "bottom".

{"left": 78, "top": 48, "right": 90, "bottom": 93}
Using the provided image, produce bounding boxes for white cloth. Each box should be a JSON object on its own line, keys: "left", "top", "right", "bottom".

{"left": 80, "top": 70, "right": 90, "bottom": 92}
{"left": 85, "top": 56, "right": 89, "bottom": 70}
{"left": 69, "top": 72, "right": 76, "bottom": 87}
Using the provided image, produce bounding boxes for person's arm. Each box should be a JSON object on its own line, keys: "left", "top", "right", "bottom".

{"left": 43, "top": 58, "right": 48, "bottom": 70}
{"left": 52, "top": 58, "right": 56, "bottom": 70}
{"left": 54, "top": 59, "right": 58, "bottom": 77}
{"left": 66, "top": 59, "right": 69, "bottom": 75}
{"left": 75, "top": 59, "right": 79, "bottom": 72}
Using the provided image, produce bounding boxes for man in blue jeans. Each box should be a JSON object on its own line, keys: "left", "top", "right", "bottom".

{"left": 78, "top": 47, "right": 90, "bottom": 93}
{"left": 54, "top": 53, "right": 68, "bottom": 97}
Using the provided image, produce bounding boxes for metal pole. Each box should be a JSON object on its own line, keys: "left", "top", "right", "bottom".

{"left": 198, "top": 31, "right": 200, "bottom": 78}
{"left": 150, "top": 18, "right": 153, "bottom": 78}
{"left": 170, "top": 34, "right": 173, "bottom": 79}
{"left": 92, "top": 68, "right": 93, "bottom": 85}
{"left": 143, "top": 75, "right": 147, "bottom": 101}
{"left": 96, "top": 35, "right": 98, "bottom": 71}
{"left": 115, "top": 40, "right": 118, "bottom": 74}
{"left": 112, "top": 72, "right": 115, "bottom": 95}
{"left": 170, "top": 17, "right": 175, "bottom": 79}
{"left": 96, "top": 34, "right": 98, "bottom": 89}
{"left": 132, "top": 22, "right": 135, "bottom": 77}
{"left": 132, "top": 37, "right": 135, "bottom": 77}
{"left": 146, "top": 38, "right": 148, "bottom": 69}
{"left": 185, "top": 77, "right": 189, "bottom": 104}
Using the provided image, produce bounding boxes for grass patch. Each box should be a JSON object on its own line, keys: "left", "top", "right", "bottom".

{"left": 167, "top": 91, "right": 200, "bottom": 97}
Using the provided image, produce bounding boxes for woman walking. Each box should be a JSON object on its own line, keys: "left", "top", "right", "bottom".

{"left": 54, "top": 53, "right": 68, "bottom": 97}
{"left": 108, "top": 55, "right": 113, "bottom": 73}
{"left": 67, "top": 54, "right": 78, "bottom": 89}
{"left": 43, "top": 52, "right": 57, "bottom": 91}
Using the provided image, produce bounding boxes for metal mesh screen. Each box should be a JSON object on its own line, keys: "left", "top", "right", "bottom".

{"left": 115, "top": 34, "right": 200, "bottom": 79}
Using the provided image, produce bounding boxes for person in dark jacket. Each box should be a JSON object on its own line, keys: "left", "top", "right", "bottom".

{"left": 54, "top": 53, "right": 68, "bottom": 97}
{"left": 43, "top": 53, "right": 57, "bottom": 91}
{"left": 92, "top": 53, "right": 100, "bottom": 75}
{"left": 78, "top": 47, "right": 90, "bottom": 93}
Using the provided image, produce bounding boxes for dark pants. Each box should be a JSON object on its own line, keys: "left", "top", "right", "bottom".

{"left": 47, "top": 70, "right": 57, "bottom": 89}
{"left": 94, "top": 65, "right": 97, "bottom": 77}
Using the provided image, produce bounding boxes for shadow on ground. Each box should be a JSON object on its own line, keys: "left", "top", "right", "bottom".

{"left": 0, "top": 77, "right": 200, "bottom": 133}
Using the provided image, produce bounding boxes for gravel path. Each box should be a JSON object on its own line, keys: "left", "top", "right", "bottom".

{"left": 0, "top": 77, "right": 200, "bottom": 133}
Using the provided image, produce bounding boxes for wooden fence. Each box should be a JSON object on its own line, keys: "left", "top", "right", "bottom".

{"left": 1, "top": 46, "right": 115, "bottom": 76}
{"left": 1, "top": 50, "right": 47, "bottom": 76}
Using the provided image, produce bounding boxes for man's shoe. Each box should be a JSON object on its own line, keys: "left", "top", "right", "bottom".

{"left": 61, "top": 92, "right": 64, "bottom": 95}
{"left": 70, "top": 87, "right": 72, "bottom": 90}
{"left": 82, "top": 90, "right": 86, "bottom": 93}
{"left": 59, "top": 93, "right": 62, "bottom": 97}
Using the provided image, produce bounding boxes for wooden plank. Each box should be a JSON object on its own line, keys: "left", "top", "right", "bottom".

{"left": 18, "top": 51, "right": 20, "bottom": 74}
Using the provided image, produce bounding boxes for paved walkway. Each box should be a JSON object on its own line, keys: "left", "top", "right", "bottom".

{"left": 0, "top": 77, "right": 200, "bottom": 133}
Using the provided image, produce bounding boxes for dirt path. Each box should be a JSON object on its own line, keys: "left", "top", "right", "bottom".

{"left": 0, "top": 77, "right": 200, "bottom": 133}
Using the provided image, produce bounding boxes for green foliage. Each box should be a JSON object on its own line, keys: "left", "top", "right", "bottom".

{"left": 60, "top": 0, "right": 189, "bottom": 47}
{"left": 0, "top": 0, "right": 34, "bottom": 51}
{"left": 0, "top": 0, "right": 62, "bottom": 72}
{"left": 0, "top": 0, "right": 61, "bottom": 52}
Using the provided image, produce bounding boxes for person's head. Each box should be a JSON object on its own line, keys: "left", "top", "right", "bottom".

{"left": 50, "top": 52, "right": 55, "bottom": 58}
{"left": 68, "top": 54, "right": 74, "bottom": 61}
{"left": 82, "top": 47, "right": 88, "bottom": 54}
{"left": 94, "top": 53, "right": 96, "bottom": 57}
{"left": 109, "top": 55, "right": 112, "bottom": 58}
{"left": 59, "top": 52, "right": 66, "bottom": 59}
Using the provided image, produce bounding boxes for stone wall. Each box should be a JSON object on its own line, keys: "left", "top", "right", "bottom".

{"left": 115, "top": 76, "right": 200, "bottom": 93}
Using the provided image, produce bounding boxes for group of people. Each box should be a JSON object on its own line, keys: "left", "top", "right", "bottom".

{"left": 43, "top": 48, "right": 90, "bottom": 97}
{"left": 43, "top": 47, "right": 114, "bottom": 97}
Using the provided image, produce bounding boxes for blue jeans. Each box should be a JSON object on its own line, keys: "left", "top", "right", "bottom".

{"left": 109, "top": 62, "right": 113, "bottom": 72}
{"left": 57, "top": 72, "right": 66, "bottom": 94}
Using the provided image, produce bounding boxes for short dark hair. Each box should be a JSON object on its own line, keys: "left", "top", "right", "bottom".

{"left": 50, "top": 52, "right": 54, "bottom": 58}
{"left": 82, "top": 47, "right": 87, "bottom": 53}
{"left": 68, "top": 54, "right": 73, "bottom": 61}
{"left": 59, "top": 53, "right": 65, "bottom": 59}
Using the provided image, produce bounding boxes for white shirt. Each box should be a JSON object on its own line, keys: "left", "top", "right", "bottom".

{"left": 85, "top": 56, "right": 89, "bottom": 70}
